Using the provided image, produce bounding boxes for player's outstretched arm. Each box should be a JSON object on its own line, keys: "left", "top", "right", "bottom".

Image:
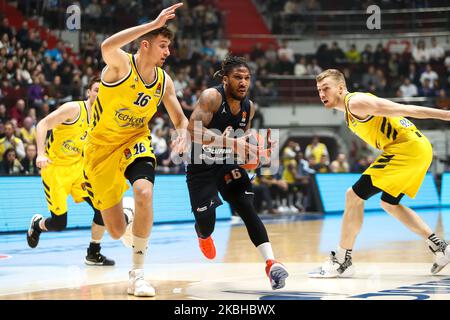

{"left": 35, "top": 102, "right": 80, "bottom": 168}
{"left": 101, "top": 3, "right": 183, "bottom": 78}
{"left": 349, "top": 93, "right": 450, "bottom": 121}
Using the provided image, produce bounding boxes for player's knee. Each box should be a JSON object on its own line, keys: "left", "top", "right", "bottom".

{"left": 108, "top": 228, "right": 124, "bottom": 240}
{"left": 46, "top": 212, "right": 67, "bottom": 231}
{"left": 346, "top": 188, "right": 364, "bottom": 206}
{"left": 133, "top": 183, "right": 153, "bottom": 206}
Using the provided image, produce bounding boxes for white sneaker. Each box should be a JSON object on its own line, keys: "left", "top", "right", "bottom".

{"left": 289, "top": 205, "right": 299, "bottom": 213}
{"left": 128, "top": 269, "right": 156, "bottom": 297}
{"left": 278, "top": 206, "right": 289, "bottom": 213}
{"left": 429, "top": 241, "right": 450, "bottom": 274}
{"left": 308, "top": 251, "right": 355, "bottom": 278}
{"left": 121, "top": 197, "right": 135, "bottom": 248}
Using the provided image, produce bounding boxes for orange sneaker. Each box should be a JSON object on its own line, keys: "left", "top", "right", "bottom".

{"left": 198, "top": 236, "right": 216, "bottom": 259}
{"left": 265, "top": 259, "right": 289, "bottom": 290}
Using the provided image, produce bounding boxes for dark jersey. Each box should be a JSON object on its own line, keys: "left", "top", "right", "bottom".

{"left": 187, "top": 85, "right": 251, "bottom": 172}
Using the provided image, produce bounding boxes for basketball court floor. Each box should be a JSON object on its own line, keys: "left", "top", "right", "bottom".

{"left": 1, "top": 208, "right": 450, "bottom": 300}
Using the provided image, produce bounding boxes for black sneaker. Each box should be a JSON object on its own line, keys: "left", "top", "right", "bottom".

{"left": 85, "top": 248, "right": 115, "bottom": 266}
{"left": 27, "top": 214, "right": 43, "bottom": 248}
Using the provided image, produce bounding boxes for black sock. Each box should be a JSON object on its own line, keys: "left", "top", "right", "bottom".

{"left": 33, "top": 219, "right": 42, "bottom": 233}
{"left": 89, "top": 242, "right": 101, "bottom": 252}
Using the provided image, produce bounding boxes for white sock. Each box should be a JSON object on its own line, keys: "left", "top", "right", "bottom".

{"left": 336, "top": 246, "right": 352, "bottom": 263}
{"left": 91, "top": 239, "right": 101, "bottom": 244}
{"left": 132, "top": 235, "right": 149, "bottom": 270}
{"left": 257, "top": 242, "right": 275, "bottom": 262}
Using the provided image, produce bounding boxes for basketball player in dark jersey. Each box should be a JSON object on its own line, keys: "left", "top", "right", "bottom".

{"left": 185, "top": 56, "right": 288, "bottom": 290}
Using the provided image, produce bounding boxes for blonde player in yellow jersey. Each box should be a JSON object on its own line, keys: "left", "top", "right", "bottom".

{"left": 26, "top": 77, "right": 115, "bottom": 266}
{"left": 309, "top": 69, "right": 450, "bottom": 278}
{"left": 83, "top": 3, "right": 188, "bottom": 297}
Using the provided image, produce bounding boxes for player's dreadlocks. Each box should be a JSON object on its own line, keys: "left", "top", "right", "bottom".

{"left": 213, "top": 55, "right": 251, "bottom": 79}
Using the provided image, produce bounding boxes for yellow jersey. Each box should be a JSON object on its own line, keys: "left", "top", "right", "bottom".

{"left": 282, "top": 159, "right": 297, "bottom": 184}
{"left": 46, "top": 101, "right": 89, "bottom": 166}
{"left": 20, "top": 127, "right": 36, "bottom": 145}
{"left": 344, "top": 92, "right": 420, "bottom": 151}
{"left": 88, "top": 54, "right": 166, "bottom": 145}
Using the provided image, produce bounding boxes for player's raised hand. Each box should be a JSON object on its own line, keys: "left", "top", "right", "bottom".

{"left": 153, "top": 3, "right": 184, "bottom": 29}
{"left": 36, "top": 154, "right": 52, "bottom": 169}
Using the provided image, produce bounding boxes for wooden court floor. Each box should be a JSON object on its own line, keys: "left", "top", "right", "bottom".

{"left": 1, "top": 209, "right": 450, "bottom": 300}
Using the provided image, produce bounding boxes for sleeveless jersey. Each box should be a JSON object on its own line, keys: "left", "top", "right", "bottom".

{"left": 88, "top": 54, "right": 166, "bottom": 145}
{"left": 344, "top": 92, "right": 420, "bottom": 150}
{"left": 188, "top": 85, "right": 251, "bottom": 172}
{"left": 45, "top": 101, "right": 89, "bottom": 166}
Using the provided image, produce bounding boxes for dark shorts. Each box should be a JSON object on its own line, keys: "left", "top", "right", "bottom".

{"left": 352, "top": 174, "right": 405, "bottom": 205}
{"left": 186, "top": 164, "right": 241, "bottom": 215}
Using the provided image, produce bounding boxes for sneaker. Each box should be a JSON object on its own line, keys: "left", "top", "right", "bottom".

{"left": 308, "top": 251, "right": 355, "bottom": 278}
{"left": 85, "top": 247, "right": 115, "bottom": 266}
{"left": 429, "top": 241, "right": 450, "bottom": 274}
{"left": 128, "top": 269, "right": 156, "bottom": 297}
{"left": 27, "top": 214, "right": 43, "bottom": 248}
{"left": 289, "top": 205, "right": 299, "bottom": 213}
{"left": 198, "top": 236, "right": 216, "bottom": 259}
{"left": 265, "top": 259, "right": 289, "bottom": 290}
{"left": 121, "top": 197, "right": 135, "bottom": 248}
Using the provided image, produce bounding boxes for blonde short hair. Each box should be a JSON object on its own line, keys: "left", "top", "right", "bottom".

{"left": 316, "top": 69, "right": 347, "bottom": 88}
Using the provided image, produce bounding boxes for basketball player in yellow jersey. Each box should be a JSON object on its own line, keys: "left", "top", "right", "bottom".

{"left": 83, "top": 3, "right": 188, "bottom": 297}
{"left": 26, "top": 77, "right": 114, "bottom": 266}
{"left": 309, "top": 69, "right": 450, "bottom": 278}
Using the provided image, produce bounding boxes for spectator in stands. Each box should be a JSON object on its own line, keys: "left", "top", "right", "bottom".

{"left": 151, "top": 127, "right": 170, "bottom": 169}
{"left": 250, "top": 42, "right": 265, "bottom": 61}
{"left": 418, "top": 78, "right": 437, "bottom": 97}
{"left": 294, "top": 56, "right": 308, "bottom": 76}
{"left": 20, "top": 144, "right": 38, "bottom": 175}
{"left": 399, "top": 77, "right": 418, "bottom": 97}
{"left": 16, "top": 21, "right": 29, "bottom": 46}
{"left": 8, "top": 99, "right": 26, "bottom": 127}
{"left": 420, "top": 64, "right": 439, "bottom": 88}
{"left": 314, "top": 154, "right": 331, "bottom": 173}
{"left": 373, "top": 43, "right": 389, "bottom": 67}
{"left": 305, "top": 136, "right": 329, "bottom": 164}
{"left": 44, "top": 40, "right": 64, "bottom": 65}
{"left": 0, "top": 17, "right": 13, "bottom": 41}
{"left": 20, "top": 116, "right": 36, "bottom": 146}
{"left": 412, "top": 39, "right": 430, "bottom": 64}
{"left": 428, "top": 37, "right": 445, "bottom": 62}
{"left": 407, "top": 62, "right": 421, "bottom": 86}
{"left": 295, "top": 151, "right": 315, "bottom": 211}
{"left": 316, "top": 43, "right": 333, "bottom": 69}
{"left": 0, "top": 148, "right": 23, "bottom": 175}
{"left": 281, "top": 141, "right": 301, "bottom": 213}
{"left": 278, "top": 40, "right": 295, "bottom": 63}
{"left": 345, "top": 44, "right": 361, "bottom": 63}
{"left": 330, "top": 153, "right": 350, "bottom": 173}
{"left": 276, "top": 52, "right": 295, "bottom": 75}
{"left": 361, "top": 65, "right": 381, "bottom": 91}
{"left": 0, "top": 103, "right": 7, "bottom": 124}
{"left": 360, "top": 44, "right": 374, "bottom": 66}
{"left": 215, "top": 40, "right": 229, "bottom": 61}
{"left": 330, "top": 42, "right": 346, "bottom": 64}
{"left": 28, "top": 75, "right": 45, "bottom": 109}
{"left": 47, "top": 75, "right": 71, "bottom": 107}
{"left": 253, "top": 167, "right": 280, "bottom": 215}
{"left": 306, "top": 58, "right": 323, "bottom": 76}
{"left": 0, "top": 121, "right": 25, "bottom": 160}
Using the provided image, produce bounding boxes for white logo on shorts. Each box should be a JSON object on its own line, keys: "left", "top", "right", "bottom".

{"left": 197, "top": 206, "right": 207, "bottom": 212}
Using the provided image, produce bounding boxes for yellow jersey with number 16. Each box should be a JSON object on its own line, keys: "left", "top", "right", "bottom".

{"left": 88, "top": 54, "right": 166, "bottom": 145}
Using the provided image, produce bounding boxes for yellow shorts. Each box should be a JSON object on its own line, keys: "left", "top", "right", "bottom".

{"left": 83, "top": 135, "right": 156, "bottom": 211}
{"left": 41, "top": 161, "right": 88, "bottom": 215}
{"left": 364, "top": 131, "right": 433, "bottom": 198}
